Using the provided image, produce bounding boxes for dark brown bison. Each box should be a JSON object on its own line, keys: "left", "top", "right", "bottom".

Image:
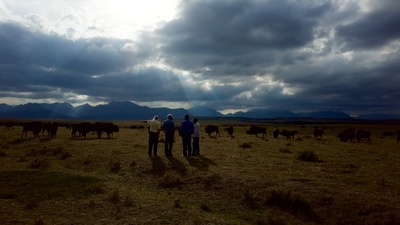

{"left": 205, "top": 125, "right": 220, "bottom": 136}
{"left": 355, "top": 130, "right": 371, "bottom": 143}
{"left": 382, "top": 131, "right": 394, "bottom": 137}
{"left": 313, "top": 127, "right": 323, "bottom": 138}
{"left": 71, "top": 122, "right": 92, "bottom": 139}
{"left": 397, "top": 131, "right": 400, "bottom": 143}
{"left": 272, "top": 128, "right": 280, "bottom": 138}
{"left": 338, "top": 128, "right": 355, "bottom": 142}
{"left": 92, "top": 122, "right": 119, "bottom": 138}
{"left": 280, "top": 130, "right": 298, "bottom": 140}
{"left": 246, "top": 126, "right": 266, "bottom": 138}
{"left": 224, "top": 125, "right": 234, "bottom": 138}
{"left": 42, "top": 122, "right": 58, "bottom": 138}
{"left": 21, "top": 121, "right": 42, "bottom": 138}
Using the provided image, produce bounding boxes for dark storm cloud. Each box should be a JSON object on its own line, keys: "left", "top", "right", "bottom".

{"left": 157, "top": 0, "right": 331, "bottom": 74}
{"left": 335, "top": 0, "right": 400, "bottom": 50}
{"left": 1, "top": 0, "right": 400, "bottom": 116}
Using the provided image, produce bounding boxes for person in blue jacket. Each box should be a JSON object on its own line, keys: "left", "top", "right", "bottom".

{"left": 179, "top": 114, "right": 194, "bottom": 157}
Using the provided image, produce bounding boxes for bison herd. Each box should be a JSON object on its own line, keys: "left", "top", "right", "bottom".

{"left": 2, "top": 121, "right": 400, "bottom": 143}
{"left": 5, "top": 121, "right": 119, "bottom": 139}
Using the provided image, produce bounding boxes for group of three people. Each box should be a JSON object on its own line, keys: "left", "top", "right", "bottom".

{"left": 147, "top": 114, "right": 200, "bottom": 157}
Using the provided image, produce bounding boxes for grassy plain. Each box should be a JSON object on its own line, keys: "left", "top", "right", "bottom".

{"left": 0, "top": 119, "right": 399, "bottom": 225}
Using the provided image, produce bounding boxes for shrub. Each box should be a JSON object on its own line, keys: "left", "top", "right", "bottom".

{"left": 265, "top": 189, "right": 314, "bottom": 217}
{"left": 24, "top": 200, "right": 39, "bottom": 210}
{"left": 109, "top": 189, "right": 120, "bottom": 204}
{"left": 239, "top": 142, "right": 252, "bottom": 148}
{"left": 28, "top": 158, "right": 51, "bottom": 169}
{"left": 60, "top": 152, "right": 72, "bottom": 160}
{"left": 110, "top": 160, "right": 122, "bottom": 173}
{"left": 124, "top": 196, "right": 134, "bottom": 207}
{"left": 279, "top": 148, "right": 292, "bottom": 153}
{"left": 158, "top": 173, "right": 181, "bottom": 188}
{"left": 296, "top": 150, "right": 319, "bottom": 162}
{"left": 200, "top": 203, "right": 211, "bottom": 212}
{"left": 242, "top": 190, "right": 260, "bottom": 209}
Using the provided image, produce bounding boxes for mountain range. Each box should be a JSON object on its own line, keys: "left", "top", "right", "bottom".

{"left": 0, "top": 101, "right": 398, "bottom": 120}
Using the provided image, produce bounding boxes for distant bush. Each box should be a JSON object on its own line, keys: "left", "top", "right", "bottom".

{"left": 28, "top": 158, "right": 51, "bottom": 169}
{"left": 109, "top": 189, "right": 120, "bottom": 204}
{"left": 279, "top": 148, "right": 292, "bottom": 153}
{"left": 239, "top": 142, "right": 252, "bottom": 148}
{"left": 265, "top": 189, "right": 315, "bottom": 219}
{"left": 158, "top": 173, "right": 181, "bottom": 188}
{"left": 200, "top": 203, "right": 211, "bottom": 212}
{"left": 124, "top": 196, "right": 134, "bottom": 207}
{"left": 242, "top": 190, "right": 260, "bottom": 209}
{"left": 110, "top": 160, "right": 122, "bottom": 173}
{"left": 24, "top": 200, "right": 39, "bottom": 210}
{"left": 296, "top": 150, "right": 320, "bottom": 162}
{"left": 60, "top": 152, "right": 72, "bottom": 160}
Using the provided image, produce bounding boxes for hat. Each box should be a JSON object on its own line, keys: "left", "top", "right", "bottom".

{"left": 154, "top": 115, "right": 159, "bottom": 120}
{"left": 167, "top": 114, "right": 173, "bottom": 119}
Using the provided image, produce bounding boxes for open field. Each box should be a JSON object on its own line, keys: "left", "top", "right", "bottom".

{"left": 0, "top": 119, "right": 400, "bottom": 225}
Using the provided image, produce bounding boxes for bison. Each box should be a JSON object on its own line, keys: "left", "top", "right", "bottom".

{"left": 205, "top": 125, "right": 220, "bottom": 136}
{"left": 42, "top": 122, "right": 58, "bottom": 138}
{"left": 71, "top": 122, "right": 92, "bottom": 139}
{"left": 280, "top": 130, "right": 298, "bottom": 140}
{"left": 313, "top": 127, "right": 323, "bottom": 138}
{"left": 246, "top": 126, "right": 266, "bottom": 138}
{"left": 397, "top": 131, "right": 400, "bottom": 143}
{"left": 355, "top": 129, "right": 371, "bottom": 144}
{"left": 224, "top": 125, "right": 234, "bottom": 138}
{"left": 92, "top": 122, "right": 119, "bottom": 138}
{"left": 272, "top": 128, "right": 280, "bottom": 138}
{"left": 338, "top": 128, "right": 355, "bottom": 142}
{"left": 21, "top": 121, "right": 42, "bottom": 138}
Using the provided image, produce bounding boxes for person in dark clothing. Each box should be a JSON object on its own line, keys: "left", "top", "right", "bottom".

{"left": 179, "top": 114, "right": 194, "bottom": 157}
{"left": 163, "top": 114, "right": 175, "bottom": 157}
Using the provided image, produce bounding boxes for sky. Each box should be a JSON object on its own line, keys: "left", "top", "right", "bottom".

{"left": 0, "top": 0, "right": 399, "bottom": 116}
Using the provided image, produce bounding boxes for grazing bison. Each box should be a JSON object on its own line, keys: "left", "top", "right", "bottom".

{"left": 246, "top": 126, "right": 266, "bottom": 138}
{"left": 397, "top": 131, "right": 400, "bottom": 143}
{"left": 205, "top": 125, "right": 220, "bottom": 136}
{"left": 71, "top": 122, "right": 92, "bottom": 139}
{"left": 355, "top": 130, "right": 371, "bottom": 143}
{"left": 42, "top": 122, "right": 58, "bottom": 138}
{"left": 272, "top": 128, "right": 280, "bottom": 138}
{"left": 382, "top": 131, "right": 394, "bottom": 137}
{"left": 338, "top": 128, "right": 355, "bottom": 142}
{"left": 313, "top": 127, "right": 323, "bottom": 138}
{"left": 92, "top": 122, "right": 119, "bottom": 138}
{"left": 224, "top": 125, "right": 234, "bottom": 138}
{"left": 280, "top": 130, "right": 298, "bottom": 140}
{"left": 21, "top": 121, "right": 42, "bottom": 138}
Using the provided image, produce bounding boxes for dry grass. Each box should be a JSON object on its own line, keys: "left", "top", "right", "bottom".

{"left": 0, "top": 119, "right": 400, "bottom": 224}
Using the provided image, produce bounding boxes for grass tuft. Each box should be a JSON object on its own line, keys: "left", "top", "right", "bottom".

{"left": 242, "top": 190, "right": 260, "bottom": 209}
{"left": 296, "top": 150, "right": 320, "bottom": 162}
{"left": 200, "top": 202, "right": 211, "bottom": 212}
{"left": 24, "top": 199, "right": 39, "bottom": 210}
{"left": 265, "top": 189, "right": 320, "bottom": 221}
{"left": 109, "top": 189, "right": 120, "bottom": 204}
{"left": 239, "top": 142, "right": 252, "bottom": 148}
{"left": 28, "top": 158, "right": 51, "bottom": 169}
{"left": 110, "top": 160, "right": 122, "bottom": 173}
{"left": 158, "top": 173, "right": 182, "bottom": 188}
{"left": 279, "top": 148, "right": 292, "bottom": 153}
{"left": 60, "top": 151, "right": 72, "bottom": 160}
